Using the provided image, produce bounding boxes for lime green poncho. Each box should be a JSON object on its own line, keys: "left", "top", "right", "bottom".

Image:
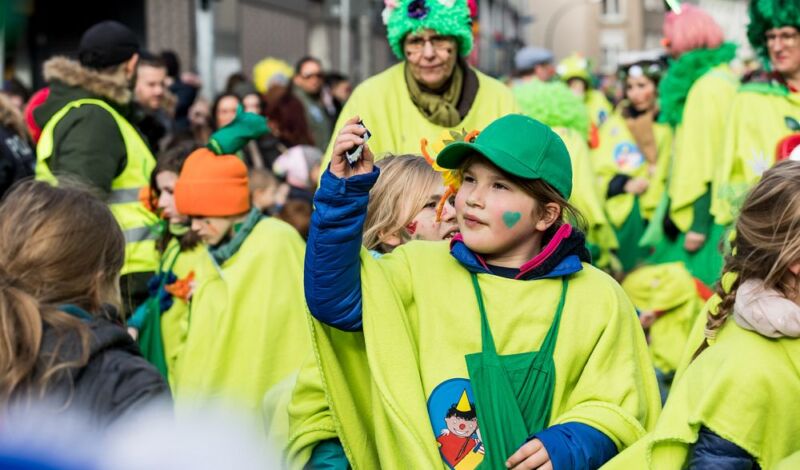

{"left": 174, "top": 218, "right": 311, "bottom": 436}
{"left": 603, "top": 319, "right": 800, "bottom": 469}
{"left": 305, "top": 242, "right": 661, "bottom": 468}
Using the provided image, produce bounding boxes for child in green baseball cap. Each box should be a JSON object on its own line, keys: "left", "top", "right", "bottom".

{"left": 301, "top": 114, "right": 660, "bottom": 469}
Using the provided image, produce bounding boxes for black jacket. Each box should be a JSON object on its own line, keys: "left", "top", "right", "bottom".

{"left": 34, "top": 308, "right": 170, "bottom": 426}
{"left": 0, "top": 125, "right": 34, "bottom": 199}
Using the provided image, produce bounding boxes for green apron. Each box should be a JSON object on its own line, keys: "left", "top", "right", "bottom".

{"left": 465, "top": 273, "right": 569, "bottom": 469}
{"left": 137, "top": 243, "right": 181, "bottom": 378}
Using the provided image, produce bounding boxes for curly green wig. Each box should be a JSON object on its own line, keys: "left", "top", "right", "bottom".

{"left": 383, "top": 0, "right": 473, "bottom": 60}
{"left": 512, "top": 80, "right": 590, "bottom": 139}
{"left": 748, "top": 0, "right": 800, "bottom": 62}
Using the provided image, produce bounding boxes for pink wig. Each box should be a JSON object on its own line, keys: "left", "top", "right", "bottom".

{"left": 663, "top": 4, "right": 724, "bottom": 56}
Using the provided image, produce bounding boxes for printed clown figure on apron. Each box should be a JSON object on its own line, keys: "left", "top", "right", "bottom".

{"left": 430, "top": 384, "right": 485, "bottom": 469}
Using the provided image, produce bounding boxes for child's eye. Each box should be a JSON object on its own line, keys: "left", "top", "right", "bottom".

{"left": 424, "top": 201, "right": 437, "bottom": 209}
{"left": 463, "top": 175, "right": 475, "bottom": 184}
{"left": 447, "top": 195, "right": 456, "bottom": 206}
{"left": 492, "top": 182, "right": 509, "bottom": 190}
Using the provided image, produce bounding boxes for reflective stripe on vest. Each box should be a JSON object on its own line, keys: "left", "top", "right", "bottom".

{"left": 36, "top": 98, "right": 159, "bottom": 275}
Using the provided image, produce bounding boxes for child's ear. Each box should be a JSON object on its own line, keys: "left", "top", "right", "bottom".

{"left": 790, "top": 262, "right": 800, "bottom": 276}
{"left": 378, "top": 230, "right": 403, "bottom": 248}
{"left": 534, "top": 203, "right": 561, "bottom": 232}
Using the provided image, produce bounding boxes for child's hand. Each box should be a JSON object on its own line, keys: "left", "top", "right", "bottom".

{"left": 330, "top": 116, "right": 374, "bottom": 179}
{"left": 624, "top": 177, "right": 649, "bottom": 195}
{"left": 684, "top": 231, "right": 707, "bottom": 252}
{"left": 506, "top": 438, "right": 552, "bottom": 470}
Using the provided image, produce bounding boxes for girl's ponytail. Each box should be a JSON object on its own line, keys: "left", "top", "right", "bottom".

{"left": 0, "top": 270, "right": 44, "bottom": 402}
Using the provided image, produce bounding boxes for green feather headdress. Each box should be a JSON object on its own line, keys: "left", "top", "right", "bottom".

{"left": 382, "top": 0, "right": 473, "bottom": 60}
{"left": 512, "top": 80, "right": 590, "bottom": 139}
{"left": 748, "top": 0, "right": 800, "bottom": 62}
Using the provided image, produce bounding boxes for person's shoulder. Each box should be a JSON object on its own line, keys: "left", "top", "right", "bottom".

{"left": 350, "top": 63, "right": 405, "bottom": 95}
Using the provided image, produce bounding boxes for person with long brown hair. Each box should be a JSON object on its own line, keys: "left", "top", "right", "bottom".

{"left": 0, "top": 181, "right": 169, "bottom": 424}
{"left": 605, "top": 160, "right": 800, "bottom": 469}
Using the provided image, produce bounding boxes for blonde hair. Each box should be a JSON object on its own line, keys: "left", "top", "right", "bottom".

{"left": 0, "top": 93, "right": 28, "bottom": 139}
{"left": 695, "top": 161, "right": 800, "bottom": 357}
{"left": 0, "top": 181, "right": 125, "bottom": 405}
{"left": 249, "top": 168, "right": 278, "bottom": 192}
{"left": 363, "top": 155, "right": 441, "bottom": 252}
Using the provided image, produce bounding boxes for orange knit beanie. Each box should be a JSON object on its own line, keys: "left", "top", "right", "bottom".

{"left": 174, "top": 148, "right": 251, "bottom": 217}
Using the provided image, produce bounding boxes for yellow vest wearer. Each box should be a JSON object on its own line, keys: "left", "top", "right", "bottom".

{"left": 311, "top": 241, "right": 661, "bottom": 469}
{"left": 668, "top": 65, "right": 738, "bottom": 231}
{"left": 320, "top": 63, "right": 519, "bottom": 171}
{"left": 35, "top": 98, "right": 160, "bottom": 275}
{"left": 593, "top": 107, "right": 673, "bottom": 228}
{"left": 621, "top": 263, "right": 706, "bottom": 375}
{"left": 712, "top": 86, "right": 800, "bottom": 225}
{"left": 174, "top": 218, "right": 311, "bottom": 436}
{"left": 556, "top": 127, "right": 618, "bottom": 269}
{"left": 602, "top": 320, "right": 800, "bottom": 469}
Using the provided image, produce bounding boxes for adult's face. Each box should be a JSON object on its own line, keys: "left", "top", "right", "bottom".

{"left": 534, "top": 63, "right": 556, "bottom": 82}
{"left": 135, "top": 64, "right": 167, "bottom": 111}
{"left": 294, "top": 60, "right": 324, "bottom": 95}
{"left": 626, "top": 74, "right": 657, "bottom": 112}
{"left": 767, "top": 27, "right": 800, "bottom": 78}
{"left": 403, "top": 29, "right": 458, "bottom": 90}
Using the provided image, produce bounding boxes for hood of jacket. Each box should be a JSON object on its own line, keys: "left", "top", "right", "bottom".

{"left": 33, "top": 56, "right": 132, "bottom": 128}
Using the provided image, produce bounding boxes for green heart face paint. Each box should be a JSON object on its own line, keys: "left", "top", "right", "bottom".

{"left": 502, "top": 211, "right": 522, "bottom": 229}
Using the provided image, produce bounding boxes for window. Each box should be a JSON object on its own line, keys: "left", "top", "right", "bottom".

{"left": 601, "top": 0, "right": 625, "bottom": 21}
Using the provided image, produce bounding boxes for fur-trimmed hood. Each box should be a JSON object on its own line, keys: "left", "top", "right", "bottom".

{"left": 34, "top": 56, "right": 133, "bottom": 129}
{"left": 43, "top": 56, "right": 132, "bottom": 105}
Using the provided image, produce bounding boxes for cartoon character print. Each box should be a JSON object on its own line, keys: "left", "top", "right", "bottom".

{"left": 612, "top": 142, "right": 644, "bottom": 173}
{"left": 428, "top": 378, "right": 484, "bottom": 469}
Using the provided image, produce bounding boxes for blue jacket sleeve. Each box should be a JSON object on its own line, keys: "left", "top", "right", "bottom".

{"left": 686, "top": 426, "right": 759, "bottom": 470}
{"left": 304, "top": 166, "right": 380, "bottom": 331}
{"left": 534, "top": 422, "right": 617, "bottom": 470}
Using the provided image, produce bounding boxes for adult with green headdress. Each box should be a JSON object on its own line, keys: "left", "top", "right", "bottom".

{"left": 592, "top": 58, "right": 673, "bottom": 274}
{"left": 318, "top": 0, "right": 517, "bottom": 171}
{"left": 642, "top": 3, "right": 738, "bottom": 287}
{"left": 513, "top": 79, "right": 619, "bottom": 271}
{"left": 712, "top": 0, "right": 800, "bottom": 226}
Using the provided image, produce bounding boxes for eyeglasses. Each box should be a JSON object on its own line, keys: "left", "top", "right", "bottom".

{"left": 766, "top": 30, "right": 800, "bottom": 47}
{"left": 404, "top": 35, "right": 455, "bottom": 54}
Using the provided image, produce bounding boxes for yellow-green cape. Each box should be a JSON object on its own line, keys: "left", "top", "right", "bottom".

{"left": 621, "top": 263, "right": 705, "bottom": 374}
{"left": 320, "top": 63, "right": 518, "bottom": 170}
{"left": 174, "top": 218, "right": 311, "bottom": 437}
{"left": 307, "top": 241, "right": 661, "bottom": 468}
{"left": 586, "top": 89, "right": 612, "bottom": 128}
{"left": 712, "top": 85, "right": 800, "bottom": 225}
{"left": 603, "top": 319, "right": 800, "bottom": 469}
{"left": 668, "top": 65, "right": 738, "bottom": 231}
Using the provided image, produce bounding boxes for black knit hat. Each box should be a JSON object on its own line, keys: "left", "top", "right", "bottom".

{"left": 78, "top": 21, "right": 140, "bottom": 69}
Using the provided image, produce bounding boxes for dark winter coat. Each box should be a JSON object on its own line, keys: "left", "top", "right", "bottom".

{"left": 0, "top": 124, "right": 34, "bottom": 199}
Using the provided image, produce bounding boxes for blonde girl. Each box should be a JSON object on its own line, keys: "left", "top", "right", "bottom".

{"left": 606, "top": 160, "right": 800, "bottom": 469}
{"left": 364, "top": 154, "right": 458, "bottom": 254}
{"left": 0, "top": 181, "right": 168, "bottom": 423}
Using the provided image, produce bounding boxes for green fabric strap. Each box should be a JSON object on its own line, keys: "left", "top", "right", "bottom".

{"left": 689, "top": 189, "right": 712, "bottom": 235}
{"left": 466, "top": 273, "right": 568, "bottom": 468}
{"left": 404, "top": 62, "right": 463, "bottom": 127}
{"left": 658, "top": 42, "right": 737, "bottom": 127}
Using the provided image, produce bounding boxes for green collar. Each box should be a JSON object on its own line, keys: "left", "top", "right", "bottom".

{"left": 208, "top": 208, "right": 263, "bottom": 265}
{"left": 658, "top": 42, "right": 737, "bottom": 127}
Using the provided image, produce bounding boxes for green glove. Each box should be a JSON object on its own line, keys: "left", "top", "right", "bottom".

{"left": 208, "top": 104, "right": 270, "bottom": 155}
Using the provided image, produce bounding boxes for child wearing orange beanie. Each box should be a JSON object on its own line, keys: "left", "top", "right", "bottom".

{"left": 171, "top": 147, "right": 311, "bottom": 441}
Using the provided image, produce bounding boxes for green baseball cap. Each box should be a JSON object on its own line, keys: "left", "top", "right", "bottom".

{"left": 436, "top": 114, "right": 573, "bottom": 198}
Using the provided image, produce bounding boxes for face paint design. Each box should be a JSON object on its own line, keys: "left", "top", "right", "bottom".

{"left": 405, "top": 221, "right": 418, "bottom": 236}
{"left": 502, "top": 211, "right": 522, "bottom": 229}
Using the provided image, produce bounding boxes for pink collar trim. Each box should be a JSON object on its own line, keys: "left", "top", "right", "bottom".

{"left": 450, "top": 224, "right": 573, "bottom": 277}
